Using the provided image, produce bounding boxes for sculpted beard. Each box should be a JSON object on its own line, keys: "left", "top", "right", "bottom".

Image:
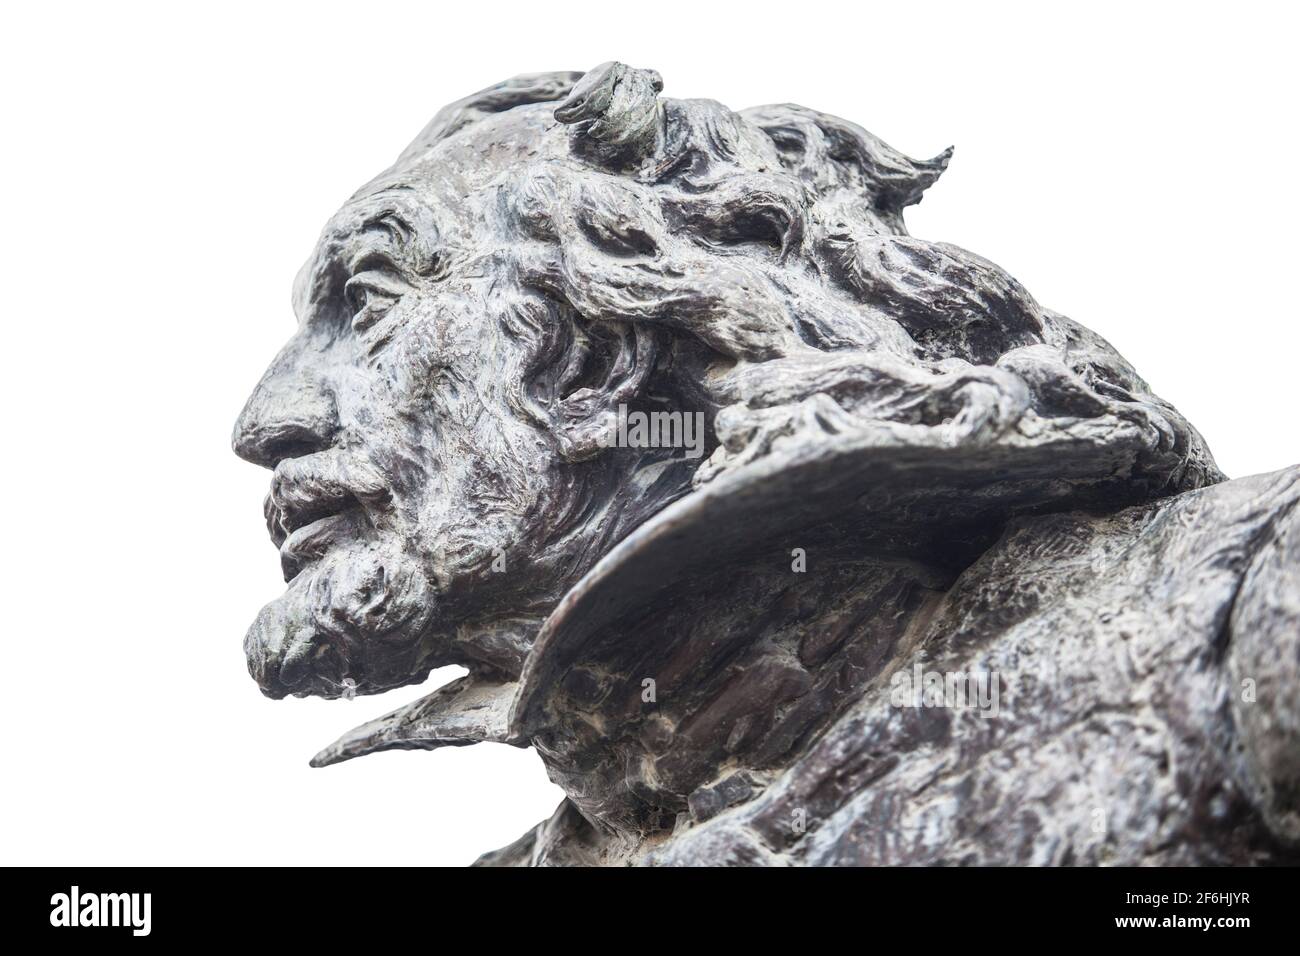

{"left": 245, "top": 444, "right": 438, "bottom": 699}
{"left": 244, "top": 536, "right": 435, "bottom": 699}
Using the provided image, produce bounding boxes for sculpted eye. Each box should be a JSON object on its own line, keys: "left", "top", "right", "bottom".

{"left": 343, "top": 270, "right": 408, "bottom": 333}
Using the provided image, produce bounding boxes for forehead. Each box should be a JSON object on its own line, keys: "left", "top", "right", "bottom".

{"left": 334, "top": 101, "right": 567, "bottom": 247}
{"left": 293, "top": 103, "right": 566, "bottom": 316}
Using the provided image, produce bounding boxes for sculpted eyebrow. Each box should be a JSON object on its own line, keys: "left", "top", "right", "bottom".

{"left": 347, "top": 212, "right": 440, "bottom": 277}
{"left": 345, "top": 237, "right": 403, "bottom": 276}
{"left": 341, "top": 230, "right": 415, "bottom": 281}
{"left": 300, "top": 230, "right": 405, "bottom": 319}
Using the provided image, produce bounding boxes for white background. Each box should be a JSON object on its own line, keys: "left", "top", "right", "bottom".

{"left": 2, "top": 1, "right": 1296, "bottom": 865}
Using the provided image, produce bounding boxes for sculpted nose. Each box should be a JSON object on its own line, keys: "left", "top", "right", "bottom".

{"left": 232, "top": 343, "right": 340, "bottom": 469}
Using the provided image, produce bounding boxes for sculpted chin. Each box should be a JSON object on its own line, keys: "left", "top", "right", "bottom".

{"left": 234, "top": 63, "right": 1300, "bottom": 866}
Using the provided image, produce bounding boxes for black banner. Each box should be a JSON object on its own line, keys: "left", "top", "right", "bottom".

{"left": 6, "top": 865, "right": 1292, "bottom": 943}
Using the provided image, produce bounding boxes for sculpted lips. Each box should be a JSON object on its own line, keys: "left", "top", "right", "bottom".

{"left": 278, "top": 510, "right": 360, "bottom": 581}
{"left": 264, "top": 455, "right": 382, "bottom": 580}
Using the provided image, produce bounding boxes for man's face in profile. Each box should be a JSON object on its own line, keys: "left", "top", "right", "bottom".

{"left": 232, "top": 180, "right": 565, "bottom": 699}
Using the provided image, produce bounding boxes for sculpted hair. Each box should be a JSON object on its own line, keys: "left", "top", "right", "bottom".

{"left": 385, "top": 62, "right": 1220, "bottom": 508}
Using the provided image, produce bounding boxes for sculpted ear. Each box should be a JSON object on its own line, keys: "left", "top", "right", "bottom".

{"left": 552, "top": 320, "right": 659, "bottom": 461}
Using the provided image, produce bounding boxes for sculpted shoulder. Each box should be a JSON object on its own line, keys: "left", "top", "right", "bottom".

{"left": 640, "top": 466, "right": 1300, "bottom": 866}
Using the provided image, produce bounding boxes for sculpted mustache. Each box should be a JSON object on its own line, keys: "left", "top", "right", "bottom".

{"left": 264, "top": 453, "right": 392, "bottom": 546}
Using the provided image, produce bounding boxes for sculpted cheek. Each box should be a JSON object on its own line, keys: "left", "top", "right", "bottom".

{"left": 377, "top": 299, "right": 464, "bottom": 402}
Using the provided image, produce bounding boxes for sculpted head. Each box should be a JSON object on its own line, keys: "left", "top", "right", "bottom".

{"left": 233, "top": 62, "right": 1217, "bottom": 702}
